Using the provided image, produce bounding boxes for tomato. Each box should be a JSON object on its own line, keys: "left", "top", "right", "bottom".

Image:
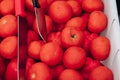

{"left": 0, "top": 15, "right": 17, "bottom": 38}
{"left": 63, "top": 46, "right": 86, "bottom": 69}
{"left": 0, "top": 36, "right": 17, "bottom": 59}
{"left": 0, "top": 0, "right": 15, "bottom": 15}
{"left": 90, "top": 36, "right": 110, "bottom": 60}
{"left": 40, "top": 42, "right": 63, "bottom": 66}
{"left": 48, "top": 1, "right": 73, "bottom": 23}
{"left": 59, "top": 69, "right": 83, "bottom": 80}
{"left": 28, "top": 62, "right": 52, "bottom": 80}
{"left": 5, "top": 59, "right": 17, "bottom": 80}
{"left": 28, "top": 40, "right": 44, "bottom": 59}
{"left": 89, "top": 66, "right": 113, "bottom": 80}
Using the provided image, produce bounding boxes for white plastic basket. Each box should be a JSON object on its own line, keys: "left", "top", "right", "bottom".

{"left": 102, "top": 0, "right": 120, "bottom": 80}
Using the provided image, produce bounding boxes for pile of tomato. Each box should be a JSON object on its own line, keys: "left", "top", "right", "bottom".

{"left": 0, "top": 0, "right": 114, "bottom": 80}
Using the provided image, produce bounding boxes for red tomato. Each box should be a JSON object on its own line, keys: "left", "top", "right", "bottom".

{"left": 0, "top": 36, "right": 17, "bottom": 59}
{"left": 25, "top": 58, "right": 35, "bottom": 79}
{"left": 63, "top": 46, "right": 86, "bottom": 69}
{"left": 89, "top": 66, "right": 113, "bottom": 80}
{"left": 59, "top": 69, "right": 83, "bottom": 80}
{"left": 48, "top": 1, "right": 73, "bottom": 23}
{"left": 90, "top": 36, "right": 110, "bottom": 60}
{"left": 28, "top": 62, "right": 52, "bottom": 80}
{"left": 67, "top": 0, "right": 82, "bottom": 16}
{"left": 88, "top": 11, "right": 108, "bottom": 33}
{"left": 40, "top": 42, "right": 63, "bottom": 66}
{"left": 5, "top": 59, "right": 17, "bottom": 80}
{"left": 61, "top": 27, "right": 84, "bottom": 48}
{"left": 65, "top": 17, "right": 86, "bottom": 31}
{"left": 82, "top": 0, "right": 104, "bottom": 12}
{"left": 0, "top": 0, "right": 15, "bottom": 15}
{"left": 28, "top": 40, "right": 45, "bottom": 59}
{"left": 0, "top": 15, "right": 17, "bottom": 38}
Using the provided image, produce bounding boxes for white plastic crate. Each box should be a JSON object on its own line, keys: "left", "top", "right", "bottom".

{"left": 102, "top": 0, "right": 120, "bottom": 80}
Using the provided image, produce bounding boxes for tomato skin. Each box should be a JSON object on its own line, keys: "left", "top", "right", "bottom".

{"left": 67, "top": 0, "right": 82, "bottom": 16}
{"left": 82, "top": 0, "right": 104, "bottom": 13}
{"left": 59, "top": 69, "right": 83, "bottom": 80}
{"left": 90, "top": 36, "right": 110, "bottom": 60}
{"left": 0, "top": 15, "right": 17, "bottom": 38}
{"left": 88, "top": 11, "right": 108, "bottom": 33}
{"left": 0, "top": 36, "right": 17, "bottom": 59}
{"left": 5, "top": 59, "right": 17, "bottom": 80}
{"left": 89, "top": 66, "right": 113, "bottom": 80}
{"left": 48, "top": 1, "right": 73, "bottom": 23}
{"left": 25, "top": 58, "right": 35, "bottom": 79}
{"left": 0, "top": 0, "right": 15, "bottom": 15}
{"left": 61, "top": 27, "right": 84, "bottom": 48}
{"left": 28, "top": 62, "right": 52, "bottom": 80}
{"left": 40, "top": 42, "right": 63, "bottom": 66}
{"left": 63, "top": 46, "right": 86, "bottom": 69}
{"left": 28, "top": 40, "right": 45, "bottom": 59}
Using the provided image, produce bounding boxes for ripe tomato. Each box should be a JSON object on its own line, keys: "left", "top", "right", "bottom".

{"left": 63, "top": 46, "right": 86, "bottom": 69}
{"left": 0, "top": 0, "right": 15, "bottom": 15}
{"left": 67, "top": 0, "right": 82, "bottom": 16}
{"left": 88, "top": 11, "right": 108, "bottom": 33}
{"left": 0, "top": 36, "right": 17, "bottom": 59}
{"left": 5, "top": 59, "right": 17, "bottom": 80}
{"left": 90, "top": 36, "right": 110, "bottom": 60}
{"left": 65, "top": 17, "right": 87, "bottom": 31}
{"left": 28, "top": 40, "right": 45, "bottom": 59}
{"left": 48, "top": 1, "right": 73, "bottom": 23}
{"left": 0, "top": 15, "right": 17, "bottom": 38}
{"left": 59, "top": 69, "right": 83, "bottom": 80}
{"left": 40, "top": 42, "right": 63, "bottom": 66}
{"left": 28, "top": 62, "right": 52, "bottom": 80}
{"left": 82, "top": 0, "right": 104, "bottom": 12}
{"left": 89, "top": 66, "right": 113, "bottom": 80}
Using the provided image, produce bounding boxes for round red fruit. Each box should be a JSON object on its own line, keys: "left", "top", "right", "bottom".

{"left": 90, "top": 36, "right": 110, "bottom": 60}
{"left": 67, "top": 0, "right": 82, "bottom": 16}
{"left": 48, "top": 1, "right": 73, "bottom": 23}
{"left": 5, "top": 59, "right": 17, "bottom": 80}
{"left": 89, "top": 66, "right": 113, "bottom": 80}
{"left": 40, "top": 42, "right": 63, "bottom": 66}
{"left": 0, "top": 15, "right": 17, "bottom": 38}
{"left": 63, "top": 46, "right": 86, "bottom": 69}
{"left": 88, "top": 11, "right": 108, "bottom": 33}
{"left": 0, "top": 36, "right": 17, "bottom": 59}
{"left": 59, "top": 69, "right": 83, "bottom": 80}
{"left": 61, "top": 27, "right": 84, "bottom": 48}
{"left": 82, "top": 0, "right": 104, "bottom": 12}
{"left": 28, "top": 62, "right": 52, "bottom": 80}
{"left": 28, "top": 40, "right": 45, "bottom": 59}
